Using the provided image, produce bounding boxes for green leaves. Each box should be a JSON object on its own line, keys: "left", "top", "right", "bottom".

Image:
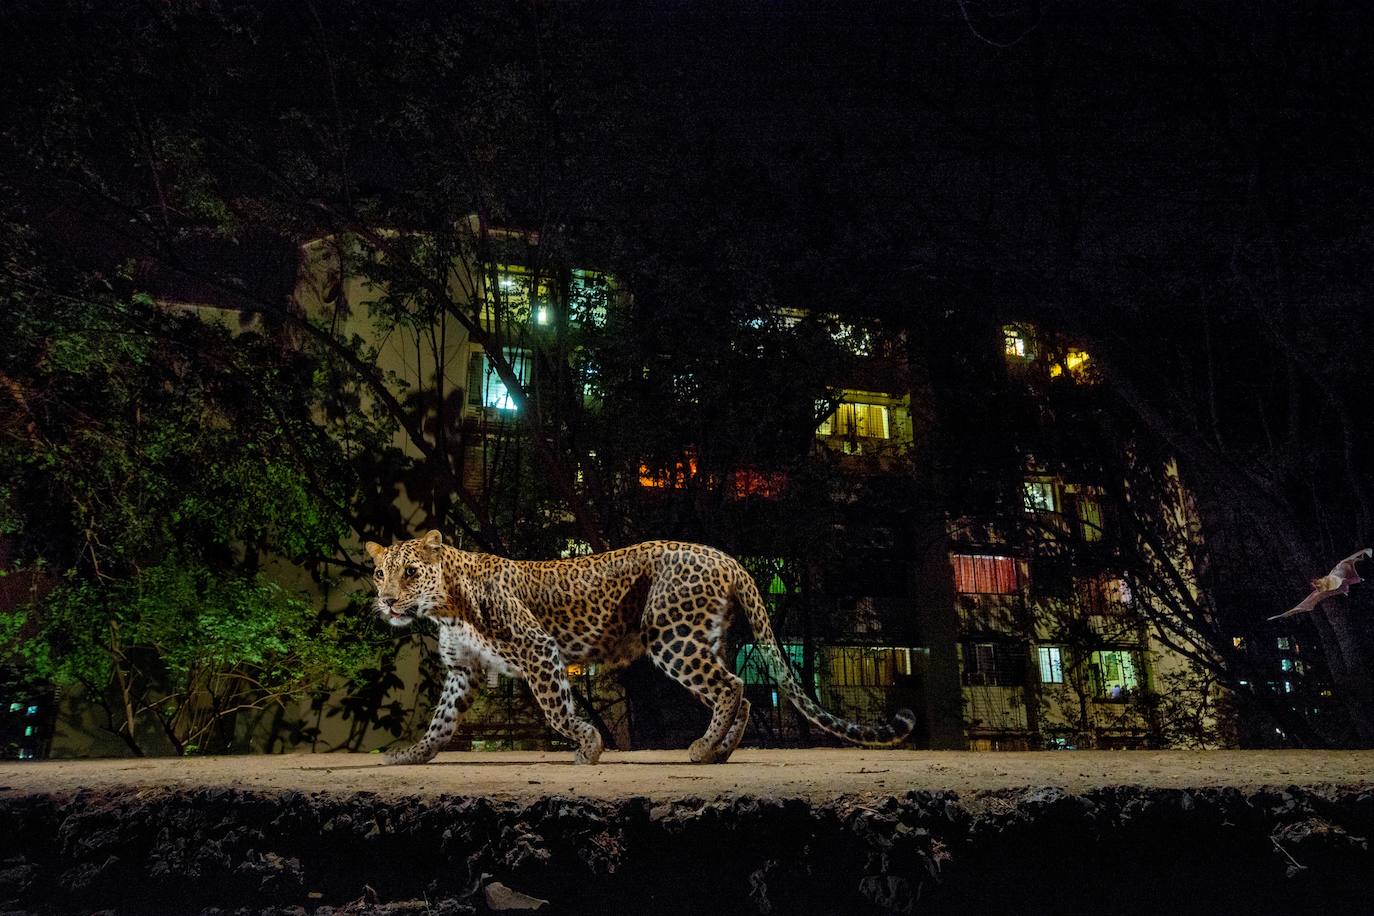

{"left": 0, "top": 254, "right": 389, "bottom": 752}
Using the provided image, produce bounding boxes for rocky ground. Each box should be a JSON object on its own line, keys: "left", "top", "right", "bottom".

{"left": 0, "top": 750, "right": 1369, "bottom": 914}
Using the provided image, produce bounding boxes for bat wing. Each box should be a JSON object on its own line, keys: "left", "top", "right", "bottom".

{"left": 1341, "top": 547, "right": 1373, "bottom": 565}
{"left": 1329, "top": 548, "right": 1373, "bottom": 588}
{"left": 1269, "top": 588, "right": 1331, "bottom": 620}
{"left": 1270, "top": 548, "right": 1371, "bottom": 621}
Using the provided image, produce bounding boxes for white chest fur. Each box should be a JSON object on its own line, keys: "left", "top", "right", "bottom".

{"left": 439, "top": 621, "right": 524, "bottom": 680}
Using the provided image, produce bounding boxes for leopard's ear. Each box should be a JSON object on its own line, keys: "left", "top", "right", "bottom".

{"left": 418, "top": 529, "right": 444, "bottom": 560}
{"left": 364, "top": 541, "right": 386, "bottom": 563}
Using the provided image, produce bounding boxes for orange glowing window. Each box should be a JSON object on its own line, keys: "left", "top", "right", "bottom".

{"left": 951, "top": 554, "right": 1019, "bottom": 594}
{"left": 731, "top": 468, "right": 788, "bottom": 500}
{"left": 639, "top": 452, "right": 699, "bottom": 489}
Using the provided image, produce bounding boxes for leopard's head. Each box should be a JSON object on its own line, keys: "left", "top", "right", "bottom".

{"left": 364, "top": 530, "right": 447, "bottom": 627}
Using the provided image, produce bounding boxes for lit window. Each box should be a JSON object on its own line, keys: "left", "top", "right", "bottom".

{"left": 467, "top": 347, "right": 531, "bottom": 411}
{"left": 1038, "top": 646, "right": 1065, "bottom": 684}
{"left": 7, "top": 703, "right": 18, "bottom": 713}
{"left": 25, "top": 706, "right": 37, "bottom": 716}
{"left": 1003, "top": 325, "right": 1029, "bottom": 359}
{"left": 570, "top": 269, "right": 610, "bottom": 327}
{"left": 731, "top": 468, "right": 788, "bottom": 500}
{"left": 1082, "top": 575, "right": 1133, "bottom": 615}
{"left": 639, "top": 451, "right": 699, "bottom": 489}
{"left": 1076, "top": 493, "right": 1104, "bottom": 542}
{"left": 1024, "top": 479, "right": 1058, "bottom": 513}
{"left": 1277, "top": 637, "right": 1291, "bottom": 650}
{"left": 487, "top": 269, "right": 531, "bottom": 324}
{"left": 1049, "top": 348, "right": 1092, "bottom": 380}
{"left": 482, "top": 265, "right": 561, "bottom": 328}
{"left": 822, "top": 646, "right": 915, "bottom": 687}
{"left": 1232, "top": 636, "right": 1245, "bottom": 649}
{"left": 23, "top": 726, "right": 33, "bottom": 737}
{"left": 566, "top": 664, "right": 586, "bottom": 677}
{"left": 768, "top": 571, "right": 787, "bottom": 595}
{"left": 951, "top": 554, "right": 1019, "bottom": 594}
{"left": 1112, "top": 578, "right": 1133, "bottom": 605}
{"left": 1280, "top": 658, "right": 1294, "bottom": 672}
{"left": 560, "top": 540, "right": 593, "bottom": 558}
{"left": 818, "top": 402, "right": 891, "bottom": 439}
{"left": 742, "top": 557, "right": 790, "bottom": 613}
{"left": 1088, "top": 650, "right": 1140, "bottom": 700}
{"left": 1283, "top": 681, "right": 1294, "bottom": 694}
{"left": 735, "top": 643, "right": 805, "bottom": 686}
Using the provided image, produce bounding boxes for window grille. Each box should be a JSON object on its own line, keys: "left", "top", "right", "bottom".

{"left": 962, "top": 641, "right": 1026, "bottom": 686}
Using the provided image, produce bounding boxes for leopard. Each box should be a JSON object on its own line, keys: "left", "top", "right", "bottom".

{"left": 365, "top": 530, "right": 916, "bottom": 765}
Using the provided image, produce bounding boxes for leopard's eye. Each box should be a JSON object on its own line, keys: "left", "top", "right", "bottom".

{"left": 373, "top": 568, "right": 384, "bottom": 580}
{"left": 403, "top": 566, "right": 417, "bottom": 578}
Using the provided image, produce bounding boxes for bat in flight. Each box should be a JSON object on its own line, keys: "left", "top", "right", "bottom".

{"left": 1269, "top": 548, "right": 1372, "bottom": 621}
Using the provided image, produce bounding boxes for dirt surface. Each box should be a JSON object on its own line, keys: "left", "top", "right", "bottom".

{"left": 1, "top": 748, "right": 1371, "bottom": 801}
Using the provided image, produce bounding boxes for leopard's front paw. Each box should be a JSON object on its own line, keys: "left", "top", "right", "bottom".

{"left": 573, "top": 729, "right": 604, "bottom": 766}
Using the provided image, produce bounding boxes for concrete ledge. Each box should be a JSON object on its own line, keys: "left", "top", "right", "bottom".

{"left": 0, "top": 751, "right": 1369, "bottom": 914}
{"left": 2, "top": 749, "right": 1372, "bottom": 801}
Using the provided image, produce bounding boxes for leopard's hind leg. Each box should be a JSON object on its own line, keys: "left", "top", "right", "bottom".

{"left": 719, "top": 696, "right": 753, "bottom": 760}
{"left": 644, "top": 580, "right": 743, "bottom": 764}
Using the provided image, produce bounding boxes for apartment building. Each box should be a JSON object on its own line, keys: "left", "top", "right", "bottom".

{"left": 30, "top": 223, "right": 1220, "bottom": 755}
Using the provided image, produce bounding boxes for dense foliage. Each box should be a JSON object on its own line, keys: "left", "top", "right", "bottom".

{"left": 0, "top": 220, "right": 390, "bottom": 754}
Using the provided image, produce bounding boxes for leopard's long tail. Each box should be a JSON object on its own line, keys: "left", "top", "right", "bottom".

{"left": 732, "top": 564, "right": 916, "bottom": 746}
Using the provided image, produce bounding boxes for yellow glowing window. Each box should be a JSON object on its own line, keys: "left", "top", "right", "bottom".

{"left": 818, "top": 402, "right": 890, "bottom": 439}
{"left": 566, "top": 664, "right": 586, "bottom": 677}
{"left": 1076, "top": 492, "right": 1104, "bottom": 542}
{"left": 1050, "top": 348, "right": 1092, "bottom": 379}
{"left": 1089, "top": 650, "right": 1139, "bottom": 700}
{"left": 482, "top": 265, "right": 553, "bottom": 326}
{"left": 823, "top": 646, "right": 914, "bottom": 687}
